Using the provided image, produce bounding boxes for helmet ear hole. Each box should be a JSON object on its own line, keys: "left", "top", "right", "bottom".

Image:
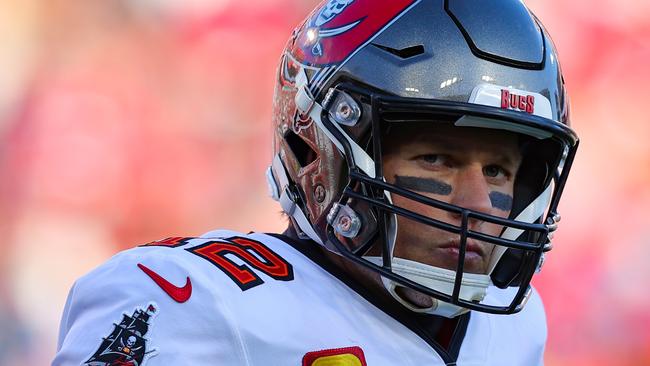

{"left": 491, "top": 248, "right": 525, "bottom": 288}
{"left": 285, "top": 130, "right": 318, "bottom": 167}
{"left": 491, "top": 228, "right": 542, "bottom": 288}
{"left": 511, "top": 137, "right": 559, "bottom": 219}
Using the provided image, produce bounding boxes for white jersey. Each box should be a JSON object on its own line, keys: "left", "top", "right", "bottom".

{"left": 53, "top": 230, "right": 546, "bottom": 366}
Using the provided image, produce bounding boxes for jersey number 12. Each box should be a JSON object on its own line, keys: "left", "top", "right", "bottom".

{"left": 187, "top": 237, "right": 294, "bottom": 291}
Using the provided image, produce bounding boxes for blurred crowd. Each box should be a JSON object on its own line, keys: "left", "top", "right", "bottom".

{"left": 0, "top": 0, "right": 648, "bottom": 365}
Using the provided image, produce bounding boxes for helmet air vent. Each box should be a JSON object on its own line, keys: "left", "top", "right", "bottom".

{"left": 371, "top": 43, "right": 425, "bottom": 60}
{"left": 284, "top": 130, "right": 318, "bottom": 168}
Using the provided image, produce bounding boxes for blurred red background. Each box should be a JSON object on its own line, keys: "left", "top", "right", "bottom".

{"left": 0, "top": 0, "right": 648, "bottom": 364}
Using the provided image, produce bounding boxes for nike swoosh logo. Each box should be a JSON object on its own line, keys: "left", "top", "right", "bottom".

{"left": 138, "top": 263, "right": 192, "bottom": 303}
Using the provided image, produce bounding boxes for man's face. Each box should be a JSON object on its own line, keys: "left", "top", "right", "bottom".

{"left": 382, "top": 123, "right": 522, "bottom": 275}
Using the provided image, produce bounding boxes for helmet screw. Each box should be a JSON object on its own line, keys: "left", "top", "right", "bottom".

{"left": 338, "top": 215, "right": 353, "bottom": 232}
{"left": 327, "top": 203, "right": 361, "bottom": 238}
{"left": 337, "top": 102, "right": 352, "bottom": 119}
{"left": 314, "top": 184, "right": 326, "bottom": 203}
{"left": 325, "top": 89, "right": 361, "bottom": 126}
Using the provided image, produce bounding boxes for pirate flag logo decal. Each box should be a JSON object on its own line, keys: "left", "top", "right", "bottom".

{"left": 291, "top": 0, "right": 419, "bottom": 66}
{"left": 308, "top": 0, "right": 361, "bottom": 56}
{"left": 84, "top": 303, "right": 158, "bottom": 366}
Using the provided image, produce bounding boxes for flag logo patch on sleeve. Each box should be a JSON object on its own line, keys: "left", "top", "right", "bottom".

{"left": 84, "top": 303, "right": 159, "bottom": 366}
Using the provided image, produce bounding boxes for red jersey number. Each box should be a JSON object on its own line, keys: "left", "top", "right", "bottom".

{"left": 187, "top": 237, "right": 294, "bottom": 291}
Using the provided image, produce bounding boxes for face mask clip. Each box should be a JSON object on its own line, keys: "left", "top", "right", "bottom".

{"left": 327, "top": 203, "right": 362, "bottom": 238}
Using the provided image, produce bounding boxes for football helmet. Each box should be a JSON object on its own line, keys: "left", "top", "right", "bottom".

{"left": 267, "top": 0, "right": 578, "bottom": 316}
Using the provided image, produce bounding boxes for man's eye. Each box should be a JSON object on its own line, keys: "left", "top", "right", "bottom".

{"left": 420, "top": 154, "right": 444, "bottom": 165}
{"left": 483, "top": 165, "right": 508, "bottom": 178}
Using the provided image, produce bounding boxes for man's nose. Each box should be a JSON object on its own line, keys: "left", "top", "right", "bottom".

{"left": 448, "top": 164, "right": 493, "bottom": 217}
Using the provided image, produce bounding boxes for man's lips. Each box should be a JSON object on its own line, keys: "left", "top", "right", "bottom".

{"left": 435, "top": 239, "right": 487, "bottom": 272}
{"left": 438, "top": 239, "right": 486, "bottom": 258}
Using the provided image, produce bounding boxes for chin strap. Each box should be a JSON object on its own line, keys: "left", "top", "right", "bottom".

{"left": 364, "top": 183, "right": 553, "bottom": 318}
{"left": 365, "top": 256, "right": 490, "bottom": 318}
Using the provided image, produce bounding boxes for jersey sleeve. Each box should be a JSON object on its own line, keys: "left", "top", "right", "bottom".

{"left": 52, "top": 245, "right": 250, "bottom": 366}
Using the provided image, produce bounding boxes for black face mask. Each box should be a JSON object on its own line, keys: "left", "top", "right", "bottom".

{"left": 321, "top": 83, "right": 578, "bottom": 315}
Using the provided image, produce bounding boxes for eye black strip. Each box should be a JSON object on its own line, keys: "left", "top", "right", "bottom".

{"left": 395, "top": 176, "right": 452, "bottom": 195}
{"left": 489, "top": 191, "right": 513, "bottom": 211}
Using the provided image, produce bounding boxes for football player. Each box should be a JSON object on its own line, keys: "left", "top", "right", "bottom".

{"left": 53, "top": 0, "right": 579, "bottom": 365}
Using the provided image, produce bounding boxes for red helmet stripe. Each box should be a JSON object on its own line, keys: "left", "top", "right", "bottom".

{"left": 291, "top": 0, "right": 418, "bottom": 66}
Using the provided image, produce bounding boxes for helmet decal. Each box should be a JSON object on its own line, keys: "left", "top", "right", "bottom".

{"left": 501, "top": 89, "right": 535, "bottom": 114}
{"left": 315, "top": 0, "right": 356, "bottom": 27}
{"left": 468, "top": 84, "right": 553, "bottom": 119}
{"left": 292, "top": 0, "right": 419, "bottom": 66}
